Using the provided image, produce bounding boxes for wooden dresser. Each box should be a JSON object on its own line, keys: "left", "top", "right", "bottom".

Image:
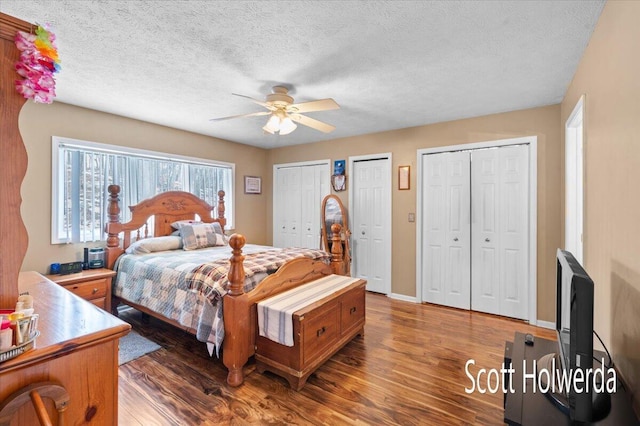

{"left": 0, "top": 272, "right": 130, "bottom": 425}
{"left": 255, "top": 278, "right": 365, "bottom": 390}
{"left": 45, "top": 268, "right": 115, "bottom": 311}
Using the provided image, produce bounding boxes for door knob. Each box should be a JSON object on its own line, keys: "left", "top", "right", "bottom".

{"left": 307, "top": 227, "right": 311, "bottom": 231}
{"left": 361, "top": 231, "right": 365, "bottom": 235}
{"left": 485, "top": 238, "right": 490, "bottom": 242}
{"left": 453, "top": 237, "right": 458, "bottom": 242}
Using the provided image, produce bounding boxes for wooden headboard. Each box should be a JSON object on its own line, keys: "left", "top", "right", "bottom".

{"left": 104, "top": 184, "right": 226, "bottom": 268}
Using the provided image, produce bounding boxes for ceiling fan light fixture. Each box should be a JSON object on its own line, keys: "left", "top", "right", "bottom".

{"left": 263, "top": 114, "right": 280, "bottom": 134}
{"left": 279, "top": 116, "right": 297, "bottom": 135}
{"left": 212, "top": 85, "right": 339, "bottom": 135}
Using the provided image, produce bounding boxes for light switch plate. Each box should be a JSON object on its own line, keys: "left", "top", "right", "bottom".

{"left": 408, "top": 213, "right": 415, "bottom": 222}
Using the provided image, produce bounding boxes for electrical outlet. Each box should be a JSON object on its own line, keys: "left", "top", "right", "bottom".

{"left": 408, "top": 213, "right": 415, "bottom": 222}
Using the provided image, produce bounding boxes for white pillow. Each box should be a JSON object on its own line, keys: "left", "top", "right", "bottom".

{"left": 125, "top": 235, "right": 183, "bottom": 254}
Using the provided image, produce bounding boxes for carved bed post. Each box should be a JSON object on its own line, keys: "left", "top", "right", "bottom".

{"left": 217, "top": 190, "right": 226, "bottom": 228}
{"left": 105, "top": 185, "right": 124, "bottom": 269}
{"left": 223, "top": 234, "right": 250, "bottom": 386}
{"left": 330, "top": 223, "right": 345, "bottom": 275}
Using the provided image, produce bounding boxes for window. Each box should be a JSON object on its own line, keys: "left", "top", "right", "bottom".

{"left": 52, "top": 137, "right": 234, "bottom": 244}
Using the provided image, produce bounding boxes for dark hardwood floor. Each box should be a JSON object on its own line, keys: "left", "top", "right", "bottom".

{"left": 118, "top": 292, "right": 555, "bottom": 425}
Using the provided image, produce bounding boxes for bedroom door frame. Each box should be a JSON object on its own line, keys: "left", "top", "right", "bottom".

{"left": 416, "top": 136, "right": 538, "bottom": 324}
{"left": 272, "top": 159, "right": 331, "bottom": 249}
{"left": 565, "top": 95, "right": 585, "bottom": 264}
{"left": 349, "top": 153, "right": 392, "bottom": 295}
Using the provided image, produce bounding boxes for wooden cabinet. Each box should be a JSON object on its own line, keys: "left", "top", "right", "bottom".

{"left": 46, "top": 268, "right": 115, "bottom": 311}
{"left": 0, "top": 272, "right": 130, "bottom": 425}
{"left": 255, "top": 279, "right": 365, "bottom": 390}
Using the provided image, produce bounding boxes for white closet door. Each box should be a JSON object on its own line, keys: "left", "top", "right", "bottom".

{"left": 352, "top": 158, "right": 390, "bottom": 294}
{"left": 471, "top": 145, "right": 529, "bottom": 319}
{"left": 284, "top": 167, "right": 302, "bottom": 248}
{"left": 300, "top": 165, "right": 330, "bottom": 249}
{"left": 300, "top": 166, "right": 318, "bottom": 249}
{"left": 421, "top": 151, "right": 471, "bottom": 309}
{"left": 274, "top": 163, "right": 330, "bottom": 249}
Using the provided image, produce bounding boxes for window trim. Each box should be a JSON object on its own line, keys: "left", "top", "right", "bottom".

{"left": 51, "top": 136, "right": 235, "bottom": 244}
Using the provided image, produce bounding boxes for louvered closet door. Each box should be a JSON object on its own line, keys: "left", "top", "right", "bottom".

{"left": 421, "top": 151, "right": 471, "bottom": 309}
{"left": 471, "top": 145, "right": 529, "bottom": 319}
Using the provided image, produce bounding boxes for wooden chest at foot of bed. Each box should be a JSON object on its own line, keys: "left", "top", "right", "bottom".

{"left": 255, "top": 278, "right": 366, "bottom": 390}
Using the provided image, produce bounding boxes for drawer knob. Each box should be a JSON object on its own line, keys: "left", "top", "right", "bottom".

{"left": 92, "top": 288, "right": 98, "bottom": 294}
{"left": 316, "top": 326, "right": 326, "bottom": 337}
{"left": 350, "top": 306, "right": 357, "bottom": 315}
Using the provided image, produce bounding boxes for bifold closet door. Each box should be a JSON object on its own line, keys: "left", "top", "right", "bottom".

{"left": 274, "top": 164, "right": 329, "bottom": 249}
{"left": 471, "top": 145, "right": 529, "bottom": 320}
{"left": 300, "top": 165, "right": 329, "bottom": 249}
{"left": 421, "top": 151, "right": 471, "bottom": 309}
{"left": 274, "top": 167, "right": 301, "bottom": 248}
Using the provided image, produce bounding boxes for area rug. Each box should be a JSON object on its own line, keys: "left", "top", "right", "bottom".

{"left": 119, "top": 330, "right": 162, "bottom": 365}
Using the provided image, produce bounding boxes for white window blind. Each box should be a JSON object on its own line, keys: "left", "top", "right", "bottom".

{"left": 52, "top": 137, "right": 234, "bottom": 244}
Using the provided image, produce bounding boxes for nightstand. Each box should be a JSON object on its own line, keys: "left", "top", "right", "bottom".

{"left": 46, "top": 268, "right": 115, "bottom": 311}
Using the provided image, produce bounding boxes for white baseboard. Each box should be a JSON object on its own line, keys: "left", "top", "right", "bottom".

{"left": 536, "top": 320, "right": 555, "bottom": 329}
{"left": 388, "top": 293, "right": 418, "bottom": 303}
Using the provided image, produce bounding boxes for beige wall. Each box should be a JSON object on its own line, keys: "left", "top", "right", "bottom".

{"left": 561, "top": 0, "right": 640, "bottom": 409}
{"left": 268, "top": 105, "right": 561, "bottom": 322}
{"left": 18, "top": 101, "right": 269, "bottom": 273}
{"left": 17, "top": 86, "right": 562, "bottom": 323}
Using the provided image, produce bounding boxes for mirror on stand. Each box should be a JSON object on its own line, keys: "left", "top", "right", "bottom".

{"left": 321, "top": 195, "right": 351, "bottom": 276}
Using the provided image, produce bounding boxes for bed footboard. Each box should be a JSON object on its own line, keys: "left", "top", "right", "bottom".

{"left": 222, "top": 234, "right": 333, "bottom": 387}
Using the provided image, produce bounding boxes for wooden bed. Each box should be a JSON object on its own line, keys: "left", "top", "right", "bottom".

{"left": 104, "top": 184, "right": 345, "bottom": 386}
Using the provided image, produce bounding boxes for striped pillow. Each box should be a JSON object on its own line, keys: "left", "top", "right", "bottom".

{"left": 177, "top": 222, "right": 227, "bottom": 250}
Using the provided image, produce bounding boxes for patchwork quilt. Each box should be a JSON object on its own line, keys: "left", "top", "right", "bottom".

{"left": 113, "top": 244, "right": 329, "bottom": 355}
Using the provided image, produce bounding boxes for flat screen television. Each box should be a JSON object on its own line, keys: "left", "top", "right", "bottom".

{"left": 539, "top": 249, "right": 610, "bottom": 422}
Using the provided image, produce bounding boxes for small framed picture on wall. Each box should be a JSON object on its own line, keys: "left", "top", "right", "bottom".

{"left": 398, "top": 165, "right": 410, "bottom": 190}
{"left": 244, "top": 175, "right": 262, "bottom": 194}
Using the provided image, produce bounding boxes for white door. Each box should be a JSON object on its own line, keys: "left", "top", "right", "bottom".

{"left": 300, "top": 166, "right": 317, "bottom": 249}
{"left": 274, "top": 167, "right": 298, "bottom": 247}
{"left": 300, "top": 165, "right": 329, "bottom": 249}
{"left": 565, "top": 96, "right": 584, "bottom": 264}
{"left": 273, "top": 163, "right": 330, "bottom": 249}
{"left": 471, "top": 145, "right": 529, "bottom": 319}
{"left": 421, "top": 151, "right": 471, "bottom": 309}
{"left": 352, "top": 157, "right": 391, "bottom": 294}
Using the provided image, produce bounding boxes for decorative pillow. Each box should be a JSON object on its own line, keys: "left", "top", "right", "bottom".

{"left": 171, "top": 219, "right": 202, "bottom": 229}
{"left": 125, "top": 235, "right": 183, "bottom": 254}
{"left": 178, "top": 222, "right": 227, "bottom": 250}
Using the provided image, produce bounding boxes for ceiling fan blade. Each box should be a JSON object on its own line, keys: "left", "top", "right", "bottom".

{"left": 287, "top": 98, "right": 340, "bottom": 114}
{"left": 289, "top": 113, "right": 336, "bottom": 133}
{"left": 232, "top": 93, "right": 275, "bottom": 110}
{"left": 210, "top": 111, "right": 271, "bottom": 121}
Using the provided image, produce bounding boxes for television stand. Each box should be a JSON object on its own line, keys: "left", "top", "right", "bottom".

{"left": 504, "top": 332, "right": 638, "bottom": 425}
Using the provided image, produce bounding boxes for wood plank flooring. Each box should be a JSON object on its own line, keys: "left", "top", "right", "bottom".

{"left": 118, "top": 292, "right": 555, "bottom": 425}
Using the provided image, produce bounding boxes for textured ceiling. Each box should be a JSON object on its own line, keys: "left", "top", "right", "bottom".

{"left": 1, "top": 1, "right": 605, "bottom": 149}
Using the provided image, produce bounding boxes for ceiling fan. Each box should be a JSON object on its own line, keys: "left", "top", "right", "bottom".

{"left": 210, "top": 86, "right": 340, "bottom": 135}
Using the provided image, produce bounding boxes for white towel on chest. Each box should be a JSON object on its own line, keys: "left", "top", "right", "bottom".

{"left": 257, "top": 275, "right": 360, "bottom": 346}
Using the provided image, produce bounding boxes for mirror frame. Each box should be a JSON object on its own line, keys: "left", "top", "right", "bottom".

{"left": 321, "top": 195, "right": 347, "bottom": 252}
{"left": 321, "top": 195, "right": 351, "bottom": 275}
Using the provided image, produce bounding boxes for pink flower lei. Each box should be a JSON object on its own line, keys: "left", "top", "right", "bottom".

{"left": 14, "top": 24, "right": 61, "bottom": 104}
